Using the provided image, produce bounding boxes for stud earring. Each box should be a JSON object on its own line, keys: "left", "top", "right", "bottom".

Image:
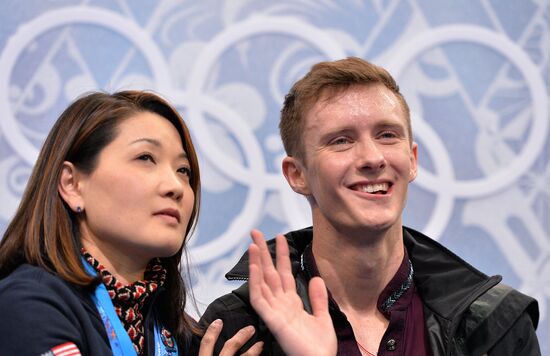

{"left": 76, "top": 206, "right": 82, "bottom": 213}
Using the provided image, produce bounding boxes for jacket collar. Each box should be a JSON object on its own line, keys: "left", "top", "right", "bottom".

{"left": 225, "top": 226, "right": 501, "bottom": 320}
{"left": 225, "top": 227, "right": 312, "bottom": 280}
{"left": 402, "top": 227, "right": 501, "bottom": 320}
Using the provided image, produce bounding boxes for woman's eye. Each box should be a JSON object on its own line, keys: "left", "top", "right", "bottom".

{"left": 178, "top": 167, "right": 192, "bottom": 177}
{"left": 137, "top": 154, "right": 155, "bottom": 163}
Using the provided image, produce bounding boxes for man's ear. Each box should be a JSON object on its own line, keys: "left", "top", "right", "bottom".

{"left": 58, "top": 161, "right": 85, "bottom": 212}
{"left": 282, "top": 156, "right": 311, "bottom": 196}
{"left": 409, "top": 142, "right": 418, "bottom": 182}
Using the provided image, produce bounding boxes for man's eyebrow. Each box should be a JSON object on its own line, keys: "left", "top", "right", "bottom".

{"left": 129, "top": 138, "right": 188, "bottom": 159}
{"left": 378, "top": 122, "right": 406, "bottom": 130}
{"left": 318, "top": 127, "right": 353, "bottom": 139}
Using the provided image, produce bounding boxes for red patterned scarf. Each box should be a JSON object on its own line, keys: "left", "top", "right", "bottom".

{"left": 82, "top": 249, "right": 167, "bottom": 355}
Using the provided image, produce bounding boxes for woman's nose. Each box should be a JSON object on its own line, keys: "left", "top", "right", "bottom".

{"left": 160, "top": 170, "right": 184, "bottom": 201}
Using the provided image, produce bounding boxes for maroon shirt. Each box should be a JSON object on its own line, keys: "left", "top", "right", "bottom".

{"left": 301, "top": 244, "right": 431, "bottom": 355}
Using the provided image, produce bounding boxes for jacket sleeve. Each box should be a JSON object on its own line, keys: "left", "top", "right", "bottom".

{"left": 199, "top": 284, "right": 276, "bottom": 355}
{"left": 0, "top": 269, "right": 89, "bottom": 355}
{"left": 455, "top": 283, "right": 541, "bottom": 356}
{"left": 488, "top": 311, "right": 541, "bottom": 356}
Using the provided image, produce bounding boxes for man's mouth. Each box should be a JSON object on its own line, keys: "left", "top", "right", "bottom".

{"left": 350, "top": 182, "right": 390, "bottom": 195}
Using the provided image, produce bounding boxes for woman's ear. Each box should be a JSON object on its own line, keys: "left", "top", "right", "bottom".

{"left": 282, "top": 156, "right": 311, "bottom": 196}
{"left": 58, "top": 161, "right": 84, "bottom": 213}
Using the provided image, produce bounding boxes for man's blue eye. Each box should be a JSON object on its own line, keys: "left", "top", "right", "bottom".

{"left": 380, "top": 131, "right": 397, "bottom": 138}
{"left": 332, "top": 137, "right": 349, "bottom": 145}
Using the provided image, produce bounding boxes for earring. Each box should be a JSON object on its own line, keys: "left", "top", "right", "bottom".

{"left": 76, "top": 206, "right": 83, "bottom": 213}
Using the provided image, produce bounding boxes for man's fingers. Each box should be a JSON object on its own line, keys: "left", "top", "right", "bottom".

{"left": 250, "top": 229, "right": 283, "bottom": 293}
{"left": 250, "top": 229, "right": 267, "bottom": 249}
{"left": 308, "top": 277, "right": 330, "bottom": 318}
{"left": 251, "top": 247, "right": 281, "bottom": 314}
{"left": 275, "top": 234, "right": 296, "bottom": 293}
{"left": 248, "top": 243, "right": 263, "bottom": 285}
{"left": 249, "top": 260, "right": 274, "bottom": 310}
{"left": 251, "top": 230, "right": 273, "bottom": 267}
{"left": 198, "top": 319, "right": 223, "bottom": 356}
{"left": 219, "top": 325, "right": 256, "bottom": 356}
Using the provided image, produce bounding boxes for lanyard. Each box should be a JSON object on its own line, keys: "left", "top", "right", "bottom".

{"left": 82, "top": 259, "right": 178, "bottom": 356}
{"left": 154, "top": 320, "right": 178, "bottom": 356}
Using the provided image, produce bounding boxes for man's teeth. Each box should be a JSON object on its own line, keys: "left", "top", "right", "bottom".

{"left": 358, "top": 183, "right": 388, "bottom": 193}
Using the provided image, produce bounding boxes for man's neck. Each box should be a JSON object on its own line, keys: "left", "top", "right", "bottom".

{"left": 311, "top": 221, "right": 405, "bottom": 314}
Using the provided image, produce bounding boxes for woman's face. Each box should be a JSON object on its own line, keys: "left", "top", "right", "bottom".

{"left": 77, "top": 111, "right": 195, "bottom": 264}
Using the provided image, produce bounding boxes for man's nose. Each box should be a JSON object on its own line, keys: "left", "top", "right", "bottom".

{"left": 355, "top": 139, "right": 386, "bottom": 171}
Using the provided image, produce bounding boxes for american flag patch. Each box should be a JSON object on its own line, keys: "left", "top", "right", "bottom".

{"left": 40, "top": 342, "right": 82, "bottom": 356}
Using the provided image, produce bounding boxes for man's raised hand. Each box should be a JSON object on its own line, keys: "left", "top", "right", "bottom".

{"left": 248, "top": 229, "right": 337, "bottom": 356}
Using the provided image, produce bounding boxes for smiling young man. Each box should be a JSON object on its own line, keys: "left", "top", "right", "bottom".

{"left": 201, "top": 57, "right": 541, "bottom": 355}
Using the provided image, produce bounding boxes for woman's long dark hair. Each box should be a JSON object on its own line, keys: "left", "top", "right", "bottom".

{"left": 0, "top": 90, "right": 201, "bottom": 344}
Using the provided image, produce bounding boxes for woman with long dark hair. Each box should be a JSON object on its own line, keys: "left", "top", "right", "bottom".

{"left": 0, "top": 91, "right": 262, "bottom": 355}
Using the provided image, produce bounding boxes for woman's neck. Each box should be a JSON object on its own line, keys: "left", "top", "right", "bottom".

{"left": 80, "top": 236, "right": 147, "bottom": 285}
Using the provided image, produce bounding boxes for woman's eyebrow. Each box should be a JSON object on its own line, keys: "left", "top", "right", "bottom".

{"left": 130, "top": 137, "right": 188, "bottom": 159}
{"left": 129, "top": 137, "right": 161, "bottom": 146}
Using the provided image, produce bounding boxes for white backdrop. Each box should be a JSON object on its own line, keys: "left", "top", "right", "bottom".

{"left": 0, "top": 0, "right": 548, "bottom": 352}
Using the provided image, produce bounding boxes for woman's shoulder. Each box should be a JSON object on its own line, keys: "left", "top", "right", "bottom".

{"left": 0, "top": 264, "right": 108, "bottom": 354}
{"left": 1, "top": 263, "right": 63, "bottom": 287}
{"left": 0, "top": 263, "right": 82, "bottom": 307}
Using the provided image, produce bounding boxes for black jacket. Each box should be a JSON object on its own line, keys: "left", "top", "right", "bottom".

{"left": 200, "top": 226, "right": 541, "bottom": 355}
{"left": 0, "top": 263, "right": 196, "bottom": 355}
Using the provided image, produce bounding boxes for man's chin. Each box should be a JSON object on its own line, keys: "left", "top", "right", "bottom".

{"left": 342, "top": 217, "right": 401, "bottom": 236}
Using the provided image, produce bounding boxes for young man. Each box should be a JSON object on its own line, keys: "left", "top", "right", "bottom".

{"left": 200, "top": 57, "right": 541, "bottom": 355}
